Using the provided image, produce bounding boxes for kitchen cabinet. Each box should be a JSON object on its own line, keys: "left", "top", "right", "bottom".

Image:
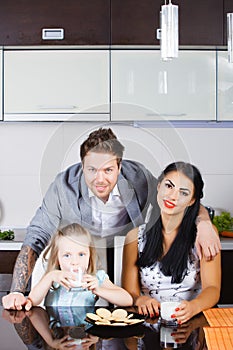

{"left": 4, "top": 49, "right": 110, "bottom": 121}
{"left": 218, "top": 250, "right": 233, "bottom": 305}
{"left": 0, "top": 251, "right": 30, "bottom": 297}
{"left": 224, "top": 0, "right": 233, "bottom": 45}
{"left": 0, "top": 251, "right": 19, "bottom": 298}
{"left": 0, "top": 49, "right": 2, "bottom": 121}
{"left": 0, "top": 1, "right": 226, "bottom": 47}
{"left": 111, "top": 0, "right": 223, "bottom": 46}
{"left": 0, "top": 251, "right": 19, "bottom": 274}
{"left": 0, "top": 230, "right": 28, "bottom": 297}
{"left": 217, "top": 50, "right": 233, "bottom": 121}
{"left": 111, "top": 0, "right": 158, "bottom": 45}
{"left": 178, "top": 0, "right": 223, "bottom": 46}
{"left": 111, "top": 49, "right": 216, "bottom": 121}
{"left": 0, "top": 0, "right": 110, "bottom": 45}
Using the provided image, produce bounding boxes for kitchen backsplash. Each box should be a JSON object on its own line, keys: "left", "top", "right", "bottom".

{"left": 0, "top": 122, "right": 232, "bottom": 228}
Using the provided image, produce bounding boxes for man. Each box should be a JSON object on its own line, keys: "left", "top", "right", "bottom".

{"left": 2, "top": 127, "right": 221, "bottom": 310}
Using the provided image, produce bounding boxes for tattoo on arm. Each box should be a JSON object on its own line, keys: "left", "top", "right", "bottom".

{"left": 10, "top": 246, "right": 37, "bottom": 293}
{"left": 14, "top": 317, "right": 35, "bottom": 344}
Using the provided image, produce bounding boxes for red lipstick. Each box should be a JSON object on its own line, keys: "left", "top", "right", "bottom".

{"left": 164, "top": 200, "right": 176, "bottom": 209}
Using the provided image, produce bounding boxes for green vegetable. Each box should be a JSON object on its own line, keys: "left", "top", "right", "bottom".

{"left": 0, "top": 229, "right": 14, "bottom": 240}
{"left": 213, "top": 211, "right": 233, "bottom": 233}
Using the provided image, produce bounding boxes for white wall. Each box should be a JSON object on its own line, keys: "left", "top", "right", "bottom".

{"left": 0, "top": 121, "right": 232, "bottom": 229}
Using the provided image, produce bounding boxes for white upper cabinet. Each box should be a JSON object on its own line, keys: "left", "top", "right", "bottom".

{"left": 0, "top": 49, "right": 2, "bottom": 120}
{"left": 217, "top": 51, "right": 233, "bottom": 121}
{"left": 4, "top": 49, "right": 110, "bottom": 121}
{"left": 111, "top": 50, "right": 216, "bottom": 121}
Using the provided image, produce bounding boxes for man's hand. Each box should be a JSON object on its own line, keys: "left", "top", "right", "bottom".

{"left": 2, "top": 308, "right": 27, "bottom": 323}
{"left": 2, "top": 292, "right": 27, "bottom": 310}
{"left": 196, "top": 221, "right": 221, "bottom": 260}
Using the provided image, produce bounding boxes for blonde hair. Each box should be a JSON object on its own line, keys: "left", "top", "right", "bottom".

{"left": 43, "top": 223, "right": 97, "bottom": 274}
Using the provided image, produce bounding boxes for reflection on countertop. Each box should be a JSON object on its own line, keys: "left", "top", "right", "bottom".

{"left": 1, "top": 305, "right": 209, "bottom": 350}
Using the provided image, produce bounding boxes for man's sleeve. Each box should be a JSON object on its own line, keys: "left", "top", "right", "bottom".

{"left": 23, "top": 177, "right": 62, "bottom": 256}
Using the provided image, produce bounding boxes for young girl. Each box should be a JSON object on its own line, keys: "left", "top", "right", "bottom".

{"left": 25, "top": 223, "right": 132, "bottom": 309}
{"left": 122, "top": 162, "right": 221, "bottom": 324}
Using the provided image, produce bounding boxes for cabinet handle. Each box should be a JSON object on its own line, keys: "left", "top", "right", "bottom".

{"left": 38, "top": 105, "right": 77, "bottom": 110}
{"left": 146, "top": 113, "right": 186, "bottom": 117}
{"left": 42, "top": 28, "right": 64, "bottom": 40}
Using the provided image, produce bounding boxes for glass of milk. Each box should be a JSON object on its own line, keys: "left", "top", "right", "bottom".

{"left": 70, "top": 266, "right": 86, "bottom": 290}
{"left": 160, "top": 296, "right": 181, "bottom": 326}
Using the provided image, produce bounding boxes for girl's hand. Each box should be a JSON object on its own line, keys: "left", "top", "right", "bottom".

{"left": 48, "top": 270, "right": 74, "bottom": 290}
{"left": 79, "top": 335, "right": 99, "bottom": 349}
{"left": 25, "top": 297, "right": 33, "bottom": 311}
{"left": 51, "top": 335, "right": 77, "bottom": 350}
{"left": 82, "top": 274, "right": 99, "bottom": 292}
{"left": 171, "top": 300, "right": 196, "bottom": 324}
{"left": 135, "top": 295, "right": 160, "bottom": 318}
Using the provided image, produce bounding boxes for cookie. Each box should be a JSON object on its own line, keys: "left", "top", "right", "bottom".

{"left": 127, "top": 318, "right": 143, "bottom": 324}
{"left": 96, "top": 308, "right": 112, "bottom": 320}
{"left": 95, "top": 320, "right": 111, "bottom": 325}
{"left": 111, "top": 308, "right": 128, "bottom": 320}
{"left": 86, "top": 313, "right": 101, "bottom": 321}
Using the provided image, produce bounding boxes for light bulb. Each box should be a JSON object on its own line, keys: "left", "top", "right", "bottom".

{"left": 160, "top": 2, "right": 179, "bottom": 61}
{"left": 227, "top": 13, "right": 233, "bottom": 63}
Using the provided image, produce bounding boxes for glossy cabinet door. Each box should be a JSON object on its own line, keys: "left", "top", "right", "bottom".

{"left": 0, "top": 49, "right": 2, "bottom": 121}
{"left": 217, "top": 51, "right": 233, "bottom": 121}
{"left": 111, "top": 50, "right": 216, "bottom": 121}
{"left": 178, "top": 0, "right": 223, "bottom": 46}
{"left": 4, "top": 49, "right": 110, "bottom": 121}
{"left": 111, "top": 0, "right": 158, "bottom": 45}
{"left": 224, "top": 0, "right": 233, "bottom": 44}
{"left": 0, "top": 0, "right": 110, "bottom": 45}
{"left": 111, "top": 0, "right": 223, "bottom": 46}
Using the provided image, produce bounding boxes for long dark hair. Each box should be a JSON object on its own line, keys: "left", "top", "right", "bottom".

{"left": 137, "top": 162, "right": 204, "bottom": 283}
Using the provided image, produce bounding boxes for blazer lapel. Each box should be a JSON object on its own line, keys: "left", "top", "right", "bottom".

{"left": 78, "top": 175, "right": 93, "bottom": 226}
{"left": 117, "top": 174, "right": 144, "bottom": 227}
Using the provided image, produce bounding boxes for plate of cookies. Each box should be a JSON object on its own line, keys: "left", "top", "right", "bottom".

{"left": 86, "top": 307, "right": 145, "bottom": 327}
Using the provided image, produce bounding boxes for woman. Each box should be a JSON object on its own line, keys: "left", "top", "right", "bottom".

{"left": 122, "top": 162, "right": 221, "bottom": 324}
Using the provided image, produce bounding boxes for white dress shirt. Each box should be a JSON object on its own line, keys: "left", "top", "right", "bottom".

{"left": 89, "top": 185, "right": 130, "bottom": 238}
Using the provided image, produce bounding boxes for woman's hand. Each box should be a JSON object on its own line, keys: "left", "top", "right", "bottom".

{"left": 171, "top": 300, "right": 197, "bottom": 324}
{"left": 135, "top": 295, "right": 160, "bottom": 318}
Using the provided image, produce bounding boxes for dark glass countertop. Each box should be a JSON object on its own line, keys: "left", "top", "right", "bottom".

{"left": 0, "top": 305, "right": 209, "bottom": 350}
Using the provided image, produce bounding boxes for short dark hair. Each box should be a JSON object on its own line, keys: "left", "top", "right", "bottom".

{"left": 80, "top": 128, "right": 125, "bottom": 167}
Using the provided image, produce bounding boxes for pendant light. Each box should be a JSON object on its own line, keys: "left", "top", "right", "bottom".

{"left": 160, "top": 0, "right": 179, "bottom": 61}
{"left": 227, "top": 13, "right": 233, "bottom": 63}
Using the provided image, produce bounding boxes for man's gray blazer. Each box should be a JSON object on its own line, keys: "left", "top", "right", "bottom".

{"left": 23, "top": 160, "right": 158, "bottom": 256}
